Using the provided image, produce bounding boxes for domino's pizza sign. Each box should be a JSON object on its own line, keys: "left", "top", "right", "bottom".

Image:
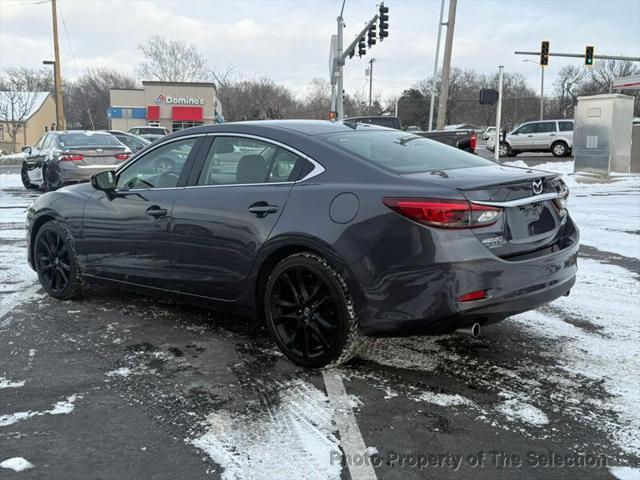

{"left": 154, "top": 94, "right": 204, "bottom": 105}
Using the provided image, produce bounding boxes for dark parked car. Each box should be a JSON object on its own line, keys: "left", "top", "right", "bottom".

{"left": 346, "top": 116, "right": 477, "bottom": 153}
{"left": 416, "top": 129, "right": 478, "bottom": 153}
{"left": 21, "top": 131, "right": 131, "bottom": 191}
{"left": 27, "top": 121, "right": 578, "bottom": 367}
{"left": 107, "top": 130, "right": 151, "bottom": 152}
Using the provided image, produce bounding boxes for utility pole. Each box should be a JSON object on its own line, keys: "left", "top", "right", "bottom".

{"left": 494, "top": 66, "right": 504, "bottom": 163}
{"left": 428, "top": 0, "right": 445, "bottom": 131}
{"left": 51, "top": 0, "right": 66, "bottom": 130}
{"left": 436, "top": 0, "right": 457, "bottom": 130}
{"left": 368, "top": 58, "right": 375, "bottom": 107}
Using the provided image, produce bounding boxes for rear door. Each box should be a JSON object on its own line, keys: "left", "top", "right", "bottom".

{"left": 170, "top": 135, "right": 302, "bottom": 300}
{"left": 80, "top": 136, "right": 203, "bottom": 287}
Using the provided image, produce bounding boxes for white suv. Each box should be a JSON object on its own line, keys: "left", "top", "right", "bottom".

{"left": 487, "top": 120, "right": 574, "bottom": 157}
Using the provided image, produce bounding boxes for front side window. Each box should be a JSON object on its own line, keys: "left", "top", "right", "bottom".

{"left": 324, "top": 130, "right": 493, "bottom": 173}
{"left": 558, "top": 121, "right": 574, "bottom": 132}
{"left": 515, "top": 123, "right": 536, "bottom": 135}
{"left": 116, "top": 138, "right": 196, "bottom": 190}
{"left": 198, "top": 137, "right": 301, "bottom": 186}
{"left": 535, "top": 122, "right": 556, "bottom": 133}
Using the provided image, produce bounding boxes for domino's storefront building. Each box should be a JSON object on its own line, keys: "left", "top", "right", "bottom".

{"left": 108, "top": 81, "right": 223, "bottom": 133}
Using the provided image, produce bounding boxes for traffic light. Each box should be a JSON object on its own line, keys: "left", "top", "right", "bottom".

{"left": 585, "top": 46, "right": 594, "bottom": 66}
{"left": 379, "top": 3, "right": 389, "bottom": 40}
{"left": 367, "top": 24, "right": 377, "bottom": 47}
{"left": 540, "top": 41, "right": 549, "bottom": 66}
{"left": 358, "top": 37, "right": 366, "bottom": 57}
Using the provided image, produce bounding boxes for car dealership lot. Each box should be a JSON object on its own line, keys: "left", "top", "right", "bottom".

{"left": 1, "top": 163, "right": 639, "bottom": 479}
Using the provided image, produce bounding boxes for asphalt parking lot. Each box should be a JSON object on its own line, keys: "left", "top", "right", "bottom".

{"left": 1, "top": 158, "right": 639, "bottom": 479}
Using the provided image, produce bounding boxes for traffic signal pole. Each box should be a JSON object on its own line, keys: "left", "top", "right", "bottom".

{"left": 336, "top": 15, "right": 345, "bottom": 121}
{"left": 515, "top": 51, "right": 640, "bottom": 62}
{"left": 494, "top": 65, "right": 504, "bottom": 163}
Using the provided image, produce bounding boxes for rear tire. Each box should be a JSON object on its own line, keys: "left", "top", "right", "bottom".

{"left": 21, "top": 162, "right": 37, "bottom": 190}
{"left": 551, "top": 141, "right": 568, "bottom": 157}
{"left": 264, "top": 252, "right": 360, "bottom": 368}
{"left": 34, "top": 221, "right": 83, "bottom": 300}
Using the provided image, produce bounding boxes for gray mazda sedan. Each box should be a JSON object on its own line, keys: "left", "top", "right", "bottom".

{"left": 26, "top": 121, "right": 578, "bottom": 367}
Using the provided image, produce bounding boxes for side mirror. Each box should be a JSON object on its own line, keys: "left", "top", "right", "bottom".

{"left": 21, "top": 145, "right": 32, "bottom": 154}
{"left": 91, "top": 170, "right": 116, "bottom": 191}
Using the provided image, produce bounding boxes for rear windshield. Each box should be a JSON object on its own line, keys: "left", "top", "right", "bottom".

{"left": 324, "top": 130, "right": 493, "bottom": 173}
{"left": 58, "top": 133, "right": 121, "bottom": 148}
{"left": 138, "top": 128, "right": 165, "bottom": 134}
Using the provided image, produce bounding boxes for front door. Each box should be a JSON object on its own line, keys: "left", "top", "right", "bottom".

{"left": 509, "top": 123, "right": 537, "bottom": 150}
{"left": 171, "top": 135, "right": 301, "bottom": 300}
{"left": 532, "top": 121, "right": 557, "bottom": 149}
{"left": 79, "top": 136, "right": 203, "bottom": 288}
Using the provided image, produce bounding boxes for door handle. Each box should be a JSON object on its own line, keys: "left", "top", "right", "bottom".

{"left": 550, "top": 134, "right": 556, "bottom": 137}
{"left": 248, "top": 202, "right": 279, "bottom": 217}
{"left": 527, "top": 135, "right": 534, "bottom": 137}
{"left": 145, "top": 206, "right": 168, "bottom": 218}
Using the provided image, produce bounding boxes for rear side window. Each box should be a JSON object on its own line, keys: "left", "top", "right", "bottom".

{"left": 324, "top": 130, "right": 493, "bottom": 173}
{"left": 198, "top": 136, "right": 302, "bottom": 185}
{"left": 535, "top": 122, "right": 556, "bottom": 133}
{"left": 558, "top": 121, "right": 573, "bottom": 132}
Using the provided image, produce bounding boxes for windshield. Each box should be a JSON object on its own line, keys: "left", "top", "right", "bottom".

{"left": 324, "top": 130, "right": 493, "bottom": 173}
{"left": 59, "top": 133, "right": 121, "bottom": 148}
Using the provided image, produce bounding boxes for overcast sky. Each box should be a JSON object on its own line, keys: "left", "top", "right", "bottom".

{"left": 1, "top": 0, "right": 639, "bottom": 103}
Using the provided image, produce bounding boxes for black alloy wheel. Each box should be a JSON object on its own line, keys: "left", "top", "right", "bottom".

{"left": 34, "top": 221, "right": 83, "bottom": 300}
{"left": 265, "top": 253, "right": 359, "bottom": 368}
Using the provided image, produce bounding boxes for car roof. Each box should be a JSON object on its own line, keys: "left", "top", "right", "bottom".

{"left": 170, "top": 120, "right": 390, "bottom": 138}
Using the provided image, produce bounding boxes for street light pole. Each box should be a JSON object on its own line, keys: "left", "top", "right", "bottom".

{"left": 368, "top": 58, "right": 375, "bottom": 108}
{"left": 494, "top": 66, "right": 504, "bottom": 163}
{"left": 436, "top": 0, "right": 457, "bottom": 130}
{"left": 42, "top": 60, "right": 58, "bottom": 127}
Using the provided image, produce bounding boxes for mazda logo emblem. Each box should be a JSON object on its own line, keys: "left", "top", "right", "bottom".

{"left": 532, "top": 178, "right": 543, "bottom": 195}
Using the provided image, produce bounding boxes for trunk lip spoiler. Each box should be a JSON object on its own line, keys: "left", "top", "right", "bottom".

{"left": 471, "top": 190, "right": 566, "bottom": 208}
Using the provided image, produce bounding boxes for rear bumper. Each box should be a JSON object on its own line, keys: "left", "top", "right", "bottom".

{"left": 350, "top": 217, "right": 579, "bottom": 336}
{"left": 59, "top": 163, "right": 118, "bottom": 184}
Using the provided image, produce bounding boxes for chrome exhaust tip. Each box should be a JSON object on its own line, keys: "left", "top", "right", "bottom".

{"left": 471, "top": 323, "right": 481, "bottom": 338}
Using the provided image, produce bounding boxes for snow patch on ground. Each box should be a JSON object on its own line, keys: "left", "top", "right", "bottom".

{"left": 0, "top": 376, "right": 25, "bottom": 389}
{"left": 415, "top": 391, "right": 475, "bottom": 408}
{"left": 513, "top": 258, "right": 640, "bottom": 454}
{"left": 191, "top": 379, "right": 341, "bottom": 480}
{"left": 0, "top": 394, "right": 82, "bottom": 427}
{"left": 0, "top": 457, "right": 34, "bottom": 472}
{"left": 105, "top": 367, "right": 133, "bottom": 378}
{"left": 496, "top": 399, "right": 549, "bottom": 426}
{"left": 609, "top": 466, "right": 640, "bottom": 480}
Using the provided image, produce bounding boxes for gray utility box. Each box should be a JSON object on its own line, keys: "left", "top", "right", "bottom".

{"left": 573, "top": 94, "right": 634, "bottom": 174}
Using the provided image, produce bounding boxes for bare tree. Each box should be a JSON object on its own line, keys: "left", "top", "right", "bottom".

{"left": 137, "top": 35, "right": 209, "bottom": 82}
{"left": 0, "top": 69, "right": 42, "bottom": 153}
{"left": 64, "top": 68, "right": 138, "bottom": 129}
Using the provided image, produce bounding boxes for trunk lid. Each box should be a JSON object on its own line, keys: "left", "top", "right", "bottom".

{"left": 62, "top": 146, "right": 129, "bottom": 166}
{"left": 404, "top": 164, "right": 569, "bottom": 258}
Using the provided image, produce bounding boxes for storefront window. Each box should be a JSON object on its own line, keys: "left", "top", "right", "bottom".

{"left": 172, "top": 121, "right": 204, "bottom": 132}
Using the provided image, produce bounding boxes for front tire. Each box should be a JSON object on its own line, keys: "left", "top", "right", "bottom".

{"left": 551, "top": 141, "right": 568, "bottom": 157}
{"left": 34, "top": 221, "right": 83, "bottom": 300}
{"left": 264, "top": 252, "right": 360, "bottom": 368}
{"left": 498, "top": 142, "right": 510, "bottom": 157}
{"left": 21, "top": 162, "right": 37, "bottom": 190}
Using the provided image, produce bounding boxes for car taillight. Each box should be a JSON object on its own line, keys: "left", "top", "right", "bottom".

{"left": 59, "top": 154, "right": 84, "bottom": 162}
{"left": 114, "top": 153, "right": 131, "bottom": 161}
{"left": 383, "top": 198, "right": 502, "bottom": 229}
{"left": 470, "top": 133, "right": 477, "bottom": 152}
{"left": 457, "top": 289, "right": 487, "bottom": 302}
